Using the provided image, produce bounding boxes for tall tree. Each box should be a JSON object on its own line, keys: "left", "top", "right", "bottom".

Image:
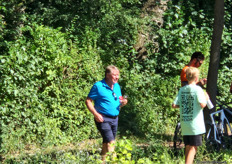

{"left": 205, "top": 0, "right": 224, "bottom": 123}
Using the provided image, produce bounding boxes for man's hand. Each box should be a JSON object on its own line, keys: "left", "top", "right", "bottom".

{"left": 94, "top": 113, "right": 104, "bottom": 123}
{"left": 199, "top": 78, "right": 207, "bottom": 86}
{"left": 172, "top": 104, "right": 179, "bottom": 108}
{"left": 86, "top": 97, "right": 104, "bottom": 122}
{"left": 119, "top": 96, "right": 128, "bottom": 107}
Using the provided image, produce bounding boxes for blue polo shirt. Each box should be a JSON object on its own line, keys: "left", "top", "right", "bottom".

{"left": 88, "top": 79, "right": 122, "bottom": 117}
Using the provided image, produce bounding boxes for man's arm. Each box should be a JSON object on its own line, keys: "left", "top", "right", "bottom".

{"left": 197, "top": 78, "right": 207, "bottom": 87}
{"left": 85, "top": 97, "right": 104, "bottom": 122}
{"left": 172, "top": 104, "right": 179, "bottom": 108}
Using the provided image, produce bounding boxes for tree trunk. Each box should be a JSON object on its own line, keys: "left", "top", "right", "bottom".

{"left": 204, "top": 0, "right": 224, "bottom": 130}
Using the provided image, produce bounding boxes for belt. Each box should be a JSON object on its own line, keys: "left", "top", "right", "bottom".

{"left": 102, "top": 114, "right": 118, "bottom": 119}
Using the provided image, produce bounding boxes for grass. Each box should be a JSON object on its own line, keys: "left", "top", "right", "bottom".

{"left": 1, "top": 135, "right": 232, "bottom": 163}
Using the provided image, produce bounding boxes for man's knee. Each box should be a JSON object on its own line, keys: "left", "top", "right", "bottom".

{"left": 106, "top": 140, "right": 115, "bottom": 151}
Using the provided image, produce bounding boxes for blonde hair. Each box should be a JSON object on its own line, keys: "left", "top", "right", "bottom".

{"left": 105, "top": 65, "right": 119, "bottom": 77}
{"left": 186, "top": 67, "right": 199, "bottom": 83}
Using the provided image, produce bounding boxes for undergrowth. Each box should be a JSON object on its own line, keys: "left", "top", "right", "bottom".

{"left": 2, "top": 136, "right": 231, "bottom": 163}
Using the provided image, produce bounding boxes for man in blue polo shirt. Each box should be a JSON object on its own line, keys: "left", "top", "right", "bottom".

{"left": 85, "top": 65, "right": 128, "bottom": 161}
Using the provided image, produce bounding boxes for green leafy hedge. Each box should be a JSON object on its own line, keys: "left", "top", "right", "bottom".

{"left": 0, "top": 24, "right": 104, "bottom": 153}
{"left": 1, "top": 0, "right": 232, "bottom": 157}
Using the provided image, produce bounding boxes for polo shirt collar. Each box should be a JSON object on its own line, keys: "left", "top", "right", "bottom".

{"left": 102, "top": 79, "right": 113, "bottom": 90}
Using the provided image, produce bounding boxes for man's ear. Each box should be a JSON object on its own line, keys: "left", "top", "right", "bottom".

{"left": 190, "top": 58, "right": 196, "bottom": 66}
{"left": 192, "top": 58, "right": 197, "bottom": 63}
{"left": 105, "top": 73, "right": 110, "bottom": 80}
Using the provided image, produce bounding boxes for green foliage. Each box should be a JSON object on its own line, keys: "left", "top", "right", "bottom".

{"left": 120, "top": 73, "right": 180, "bottom": 136}
{"left": 4, "top": 137, "right": 232, "bottom": 163}
{"left": 107, "top": 138, "right": 179, "bottom": 164}
{"left": 4, "top": 140, "right": 103, "bottom": 163}
{"left": 1, "top": 0, "right": 232, "bottom": 162}
{"left": 0, "top": 0, "right": 145, "bottom": 154}
{"left": 106, "top": 138, "right": 135, "bottom": 164}
{"left": 0, "top": 24, "right": 103, "bottom": 152}
{"left": 153, "top": 1, "right": 212, "bottom": 76}
{"left": 66, "top": 0, "right": 142, "bottom": 65}
{"left": 217, "top": 0, "right": 232, "bottom": 103}
{"left": 0, "top": 0, "right": 27, "bottom": 55}
{"left": 117, "top": 0, "right": 214, "bottom": 138}
{"left": 134, "top": 141, "right": 181, "bottom": 164}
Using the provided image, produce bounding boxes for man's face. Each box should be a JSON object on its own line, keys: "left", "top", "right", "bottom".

{"left": 193, "top": 59, "right": 204, "bottom": 68}
{"left": 107, "top": 69, "right": 120, "bottom": 84}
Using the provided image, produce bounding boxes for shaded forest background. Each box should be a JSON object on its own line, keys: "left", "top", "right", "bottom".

{"left": 0, "top": 0, "right": 232, "bottom": 155}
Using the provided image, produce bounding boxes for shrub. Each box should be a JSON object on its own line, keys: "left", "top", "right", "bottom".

{"left": 0, "top": 24, "right": 103, "bottom": 153}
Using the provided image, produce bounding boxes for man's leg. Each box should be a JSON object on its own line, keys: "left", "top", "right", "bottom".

{"left": 96, "top": 116, "right": 118, "bottom": 162}
{"left": 101, "top": 140, "right": 115, "bottom": 161}
{"left": 185, "top": 145, "right": 197, "bottom": 164}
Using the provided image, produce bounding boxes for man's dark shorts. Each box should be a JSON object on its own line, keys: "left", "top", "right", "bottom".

{"left": 183, "top": 134, "right": 203, "bottom": 146}
{"left": 95, "top": 115, "right": 118, "bottom": 143}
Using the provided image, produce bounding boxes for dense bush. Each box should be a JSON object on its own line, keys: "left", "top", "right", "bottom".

{"left": 0, "top": 24, "right": 103, "bottom": 153}
{"left": 0, "top": 0, "right": 146, "bottom": 154}
{"left": 0, "top": 0, "right": 232, "bottom": 160}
